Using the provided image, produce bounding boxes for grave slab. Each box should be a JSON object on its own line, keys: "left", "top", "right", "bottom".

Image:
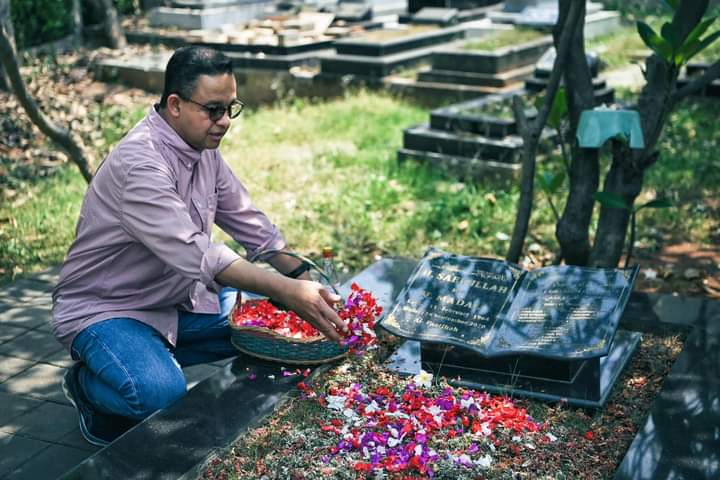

{"left": 431, "top": 36, "right": 553, "bottom": 75}
{"left": 340, "top": 0, "right": 408, "bottom": 17}
{"left": 621, "top": 292, "right": 720, "bottom": 334}
{"left": 402, "top": 122, "right": 554, "bottom": 163}
{"left": 403, "top": 123, "right": 521, "bottom": 161}
{"left": 408, "top": 0, "right": 501, "bottom": 14}
{"left": 125, "top": 29, "right": 335, "bottom": 57}
{"left": 418, "top": 63, "right": 534, "bottom": 88}
{"left": 59, "top": 357, "right": 307, "bottom": 479}
{"left": 383, "top": 76, "right": 521, "bottom": 108}
{"left": 149, "top": 1, "right": 274, "bottom": 29}
{"left": 333, "top": 25, "right": 464, "bottom": 57}
{"left": 429, "top": 92, "right": 538, "bottom": 137}
{"left": 320, "top": 44, "right": 441, "bottom": 78}
{"left": 615, "top": 326, "right": 720, "bottom": 480}
{"left": 490, "top": 2, "right": 610, "bottom": 36}
{"left": 398, "top": 147, "right": 521, "bottom": 182}
{"left": 386, "top": 330, "right": 641, "bottom": 408}
{"left": 412, "top": 7, "right": 460, "bottom": 26}
{"left": 182, "top": 363, "right": 224, "bottom": 388}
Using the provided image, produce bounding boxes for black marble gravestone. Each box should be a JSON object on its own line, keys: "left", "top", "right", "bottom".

{"left": 380, "top": 248, "right": 641, "bottom": 408}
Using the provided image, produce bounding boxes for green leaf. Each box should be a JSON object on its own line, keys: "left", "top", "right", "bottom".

{"left": 637, "top": 21, "right": 674, "bottom": 62}
{"left": 662, "top": 0, "right": 679, "bottom": 10}
{"left": 635, "top": 199, "right": 673, "bottom": 212}
{"left": 594, "top": 192, "right": 630, "bottom": 210}
{"left": 549, "top": 170, "right": 565, "bottom": 193}
{"left": 683, "top": 16, "right": 717, "bottom": 49}
{"left": 539, "top": 171, "right": 565, "bottom": 194}
{"left": 681, "top": 30, "right": 720, "bottom": 62}
{"left": 661, "top": 22, "right": 680, "bottom": 49}
{"left": 547, "top": 88, "right": 567, "bottom": 129}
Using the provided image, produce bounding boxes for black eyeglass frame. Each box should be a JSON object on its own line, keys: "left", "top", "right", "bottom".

{"left": 179, "top": 96, "right": 245, "bottom": 121}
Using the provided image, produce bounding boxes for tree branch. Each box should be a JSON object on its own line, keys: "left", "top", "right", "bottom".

{"left": 672, "top": 60, "right": 720, "bottom": 103}
{"left": 0, "top": 23, "right": 94, "bottom": 183}
{"left": 505, "top": 0, "right": 584, "bottom": 263}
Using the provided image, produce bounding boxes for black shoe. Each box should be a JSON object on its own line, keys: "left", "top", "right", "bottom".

{"left": 62, "top": 363, "right": 137, "bottom": 447}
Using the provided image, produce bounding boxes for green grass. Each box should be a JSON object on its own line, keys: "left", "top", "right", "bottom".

{"left": 356, "top": 25, "right": 437, "bottom": 42}
{"left": 219, "top": 91, "right": 521, "bottom": 273}
{"left": 2, "top": 87, "right": 718, "bottom": 283}
{"left": 586, "top": 21, "right": 651, "bottom": 70}
{"left": 0, "top": 101, "right": 146, "bottom": 281}
{"left": 586, "top": 15, "right": 720, "bottom": 68}
{"left": 0, "top": 167, "right": 85, "bottom": 279}
{"left": 462, "top": 28, "right": 547, "bottom": 51}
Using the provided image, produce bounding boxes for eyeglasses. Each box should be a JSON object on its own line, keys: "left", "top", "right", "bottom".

{"left": 180, "top": 96, "right": 244, "bottom": 121}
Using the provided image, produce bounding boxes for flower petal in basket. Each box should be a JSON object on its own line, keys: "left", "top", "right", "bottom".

{"left": 230, "top": 299, "right": 348, "bottom": 365}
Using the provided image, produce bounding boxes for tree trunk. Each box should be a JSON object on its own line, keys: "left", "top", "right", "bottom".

{"left": 554, "top": 0, "right": 599, "bottom": 266}
{"left": 505, "top": 0, "right": 584, "bottom": 263}
{"left": 589, "top": 143, "right": 646, "bottom": 267}
{"left": 0, "top": 22, "right": 94, "bottom": 183}
{"left": 72, "top": 0, "right": 83, "bottom": 47}
{"left": 0, "top": 0, "right": 13, "bottom": 91}
{"left": 589, "top": 56, "right": 671, "bottom": 267}
{"left": 589, "top": 2, "right": 713, "bottom": 267}
{"left": 96, "top": 0, "right": 127, "bottom": 49}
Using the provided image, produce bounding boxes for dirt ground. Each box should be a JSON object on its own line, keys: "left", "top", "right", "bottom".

{"left": 632, "top": 242, "right": 720, "bottom": 299}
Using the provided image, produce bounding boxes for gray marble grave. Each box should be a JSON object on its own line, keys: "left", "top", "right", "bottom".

{"left": 336, "top": 0, "right": 408, "bottom": 20}
{"left": 408, "top": 0, "right": 502, "bottom": 14}
{"left": 319, "top": 23, "right": 466, "bottom": 78}
{"left": 149, "top": 0, "right": 274, "bottom": 29}
{"left": 525, "top": 47, "right": 615, "bottom": 104}
{"left": 411, "top": 7, "right": 460, "bottom": 26}
{"left": 489, "top": 1, "right": 621, "bottom": 40}
{"left": 380, "top": 248, "right": 642, "bottom": 407}
{"left": 397, "top": 89, "right": 556, "bottom": 181}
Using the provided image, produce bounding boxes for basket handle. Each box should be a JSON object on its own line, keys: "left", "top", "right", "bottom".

{"left": 248, "top": 248, "right": 340, "bottom": 296}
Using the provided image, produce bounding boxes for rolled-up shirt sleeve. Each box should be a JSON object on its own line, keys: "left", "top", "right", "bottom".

{"left": 213, "top": 152, "right": 286, "bottom": 260}
{"left": 120, "top": 162, "right": 241, "bottom": 287}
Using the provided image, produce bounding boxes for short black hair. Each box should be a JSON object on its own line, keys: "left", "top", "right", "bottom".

{"left": 159, "top": 46, "right": 233, "bottom": 108}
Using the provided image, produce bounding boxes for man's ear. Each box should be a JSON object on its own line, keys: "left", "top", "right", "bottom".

{"left": 166, "top": 94, "right": 182, "bottom": 118}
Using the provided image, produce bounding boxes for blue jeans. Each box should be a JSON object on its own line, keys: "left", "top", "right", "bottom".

{"left": 70, "top": 288, "right": 238, "bottom": 421}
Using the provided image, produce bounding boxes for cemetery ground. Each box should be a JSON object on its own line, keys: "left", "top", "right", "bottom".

{"left": 0, "top": 40, "right": 718, "bottom": 478}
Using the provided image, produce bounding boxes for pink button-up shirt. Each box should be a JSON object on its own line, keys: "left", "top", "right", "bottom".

{"left": 52, "top": 106, "right": 286, "bottom": 351}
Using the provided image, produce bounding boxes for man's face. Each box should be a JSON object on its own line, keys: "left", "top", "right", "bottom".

{"left": 174, "top": 73, "right": 238, "bottom": 151}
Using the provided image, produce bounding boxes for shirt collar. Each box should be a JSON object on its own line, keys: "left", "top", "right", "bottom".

{"left": 148, "top": 104, "right": 203, "bottom": 169}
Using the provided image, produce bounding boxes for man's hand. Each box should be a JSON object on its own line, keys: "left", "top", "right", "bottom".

{"left": 216, "top": 258, "right": 346, "bottom": 343}
{"left": 276, "top": 280, "right": 347, "bottom": 343}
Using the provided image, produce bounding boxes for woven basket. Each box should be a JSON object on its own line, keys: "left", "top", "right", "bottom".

{"left": 229, "top": 249, "right": 347, "bottom": 364}
{"left": 230, "top": 300, "right": 348, "bottom": 365}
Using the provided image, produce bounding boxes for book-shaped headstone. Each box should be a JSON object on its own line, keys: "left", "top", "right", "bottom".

{"left": 380, "top": 248, "right": 641, "bottom": 408}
